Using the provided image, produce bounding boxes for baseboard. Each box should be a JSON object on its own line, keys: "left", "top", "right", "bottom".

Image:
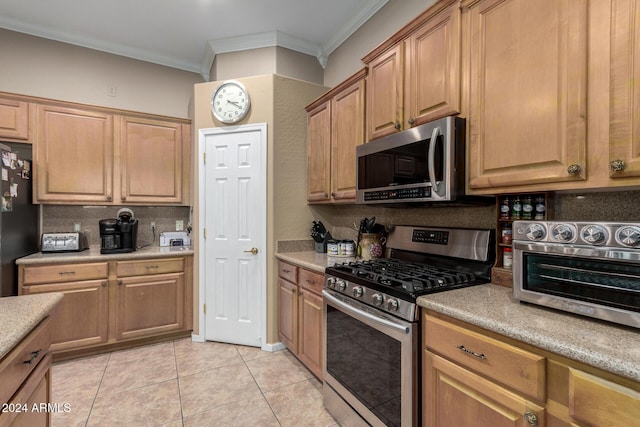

{"left": 262, "top": 341, "right": 285, "bottom": 352}
{"left": 191, "top": 333, "right": 205, "bottom": 343}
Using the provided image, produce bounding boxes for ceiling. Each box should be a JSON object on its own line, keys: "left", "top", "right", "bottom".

{"left": 0, "top": 0, "right": 388, "bottom": 79}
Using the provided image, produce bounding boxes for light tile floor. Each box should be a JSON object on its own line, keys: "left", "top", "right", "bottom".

{"left": 51, "top": 338, "right": 338, "bottom": 427}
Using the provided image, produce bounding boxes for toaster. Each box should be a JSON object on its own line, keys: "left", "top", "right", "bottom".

{"left": 41, "top": 232, "right": 89, "bottom": 252}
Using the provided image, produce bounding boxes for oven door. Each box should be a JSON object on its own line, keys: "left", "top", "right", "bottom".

{"left": 513, "top": 241, "right": 640, "bottom": 328}
{"left": 322, "top": 289, "right": 418, "bottom": 427}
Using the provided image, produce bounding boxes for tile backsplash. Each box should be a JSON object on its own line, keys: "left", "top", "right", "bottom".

{"left": 42, "top": 205, "right": 191, "bottom": 247}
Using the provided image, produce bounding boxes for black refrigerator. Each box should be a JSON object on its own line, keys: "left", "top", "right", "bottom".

{"left": 0, "top": 142, "right": 39, "bottom": 297}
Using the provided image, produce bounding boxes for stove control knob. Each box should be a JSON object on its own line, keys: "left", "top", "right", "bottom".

{"left": 352, "top": 286, "right": 364, "bottom": 298}
{"left": 387, "top": 299, "right": 399, "bottom": 312}
{"left": 551, "top": 224, "right": 576, "bottom": 242}
{"left": 336, "top": 280, "right": 347, "bottom": 291}
{"left": 581, "top": 225, "right": 608, "bottom": 245}
{"left": 326, "top": 278, "right": 336, "bottom": 289}
{"left": 372, "top": 293, "right": 384, "bottom": 306}
{"left": 616, "top": 226, "right": 640, "bottom": 247}
{"left": 525, "top": 223, "right": 546, "bottom": 241}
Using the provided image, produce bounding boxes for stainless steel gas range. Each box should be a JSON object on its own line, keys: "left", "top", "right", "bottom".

{"left": 322, "top": 225, "right": 496, "bottom": 427}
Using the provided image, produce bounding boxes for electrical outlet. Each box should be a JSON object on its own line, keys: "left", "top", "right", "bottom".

{"left": 74, "top": 222, "right": 81, "bottom": 232}
{"left": 150, "top": 222, "right": 156, "bottom": 231}
{"left": 176, "top": 220, "right": 184, "bottom": 231}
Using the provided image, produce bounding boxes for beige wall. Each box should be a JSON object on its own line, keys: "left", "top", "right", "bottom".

{"left": 210, "top": 47, "right": 324, "bottom": 85}
{"left": 0, "top": 29, "right": 202, "bottom": 118}
{"left": 192, "top": 75, "right": 326, "bottom": 344}
{"left": 323, "top": 0, "right": 435, "bottom": 87}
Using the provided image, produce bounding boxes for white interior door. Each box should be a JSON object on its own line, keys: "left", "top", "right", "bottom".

{"left": 199, "top": 123, "right": 266, "bottom": 347}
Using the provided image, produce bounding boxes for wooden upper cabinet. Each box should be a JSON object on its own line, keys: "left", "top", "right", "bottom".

{"left": 119, "top": 116, "right": 185, "bottom": 204}
{"left": 0, "top": 98, "right": 31, "bottom": 142}
{"left": 35, "top": 105, "right": 114, "bottom": 203}
{"left": 331, "top": 77, "right": 365, "bottom": 202}
{"left": 609, "top": 0, "right": 640, "bottom": 180}
{"left": 306, "top": 101, "right": 332, "bottom": 202}
{"left": 465, "top": 0, "right": 588, "bottom": 191}
{"left": 364, "top": 0, "right": 461, "bottom": 142}
{"left": 366, "top": 44, "right": 404, "bottom": 141}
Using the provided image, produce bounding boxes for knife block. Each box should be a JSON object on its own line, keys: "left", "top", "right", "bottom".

{"left": 315, "top": 232, "right": 332, "bottom": 253}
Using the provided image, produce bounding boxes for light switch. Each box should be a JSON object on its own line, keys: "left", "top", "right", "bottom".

{"left": 176, "top": 220, "right": 184, "bottom": 231}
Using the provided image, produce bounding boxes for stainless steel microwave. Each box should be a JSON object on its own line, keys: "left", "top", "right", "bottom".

{"left": 356, "top": 116, "right": 468, "bottom": 204}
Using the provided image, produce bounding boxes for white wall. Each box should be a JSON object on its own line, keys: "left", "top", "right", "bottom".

{"left": 0, "top": 29, "right": 203, "bottom": 118}
{"left": 323, "top": 0, "right": 435, "bottom": 87}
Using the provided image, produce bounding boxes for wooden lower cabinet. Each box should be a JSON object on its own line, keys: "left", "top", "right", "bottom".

{"left": 18, "top": 256, "right": 193, "bottom": 358}
{"left": 277, "top": 260, "right": 324, "bottom": 378}
{"left": 423, "top": 311, "right": 640, "bottom": 427}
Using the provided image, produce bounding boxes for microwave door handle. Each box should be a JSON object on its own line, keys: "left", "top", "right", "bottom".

{"left": 428, "top": 126, "right": 441, "bottom": 193}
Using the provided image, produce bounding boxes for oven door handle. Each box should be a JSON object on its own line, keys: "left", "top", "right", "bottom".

{"left": 323, "top": 290, "right": 410, "bottom": 334}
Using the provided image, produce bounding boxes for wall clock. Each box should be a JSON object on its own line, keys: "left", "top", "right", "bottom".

{"left": 210, "top": 80, "right": 251, "bottom": 124}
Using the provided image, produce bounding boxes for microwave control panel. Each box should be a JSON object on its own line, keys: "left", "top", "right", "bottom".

{"left": 363, "top": 186, "right": 431, "bottom": 202}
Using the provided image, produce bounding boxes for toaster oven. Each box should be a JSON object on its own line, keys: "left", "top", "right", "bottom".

{"left": 41, "top": 232, "right": 89, "bottom": 252}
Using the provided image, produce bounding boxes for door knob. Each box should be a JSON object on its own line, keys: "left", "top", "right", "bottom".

{"left": 244, "top": 247, "right": 259, "bottom": 255}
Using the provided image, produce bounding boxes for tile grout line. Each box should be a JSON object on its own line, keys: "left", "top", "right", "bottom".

{"left": 238, "top": 345, "right": 284, "bottom": 427}
{"left": 173, "top": 339, "right": 186, "bottom": 426}
{"left": 84, "top": 351, "right": 111, "bottom": 427}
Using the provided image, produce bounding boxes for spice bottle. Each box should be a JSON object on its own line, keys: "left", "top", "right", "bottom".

{"left": 535, "top": 196, "right": 546, "bottom": 220}
{"left": 522, "top": 195, "right": 533, "bottom": 219}
{"left": 501, "top": 224, "right": 513, "bottom": 244}
{"left": 503, "top": 247, "right": 513, "bottom": 269}
{"left": 500, "top": 197, "right": 510, "bottom": 219}
{"left": 511, "top": 196, "right": 522, "bottom": 220}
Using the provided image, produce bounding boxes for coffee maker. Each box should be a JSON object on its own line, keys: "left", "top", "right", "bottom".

{"left": 99, "top": 208, "right": 138, "bottom": 254}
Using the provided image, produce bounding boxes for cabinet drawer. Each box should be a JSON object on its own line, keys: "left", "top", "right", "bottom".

{"left": 116, "top": 257, "right": 184, "bottom": 277}
{"left": 0, "top": 317, "right": 51, "bottom": 405}
{"left": 424, "top": 315, "right": 545, "bottom": 401}
{"left": 277, "top": 261, "right": 298, "bottom": 283}
{"left": 298, "top": 268, "right": 323, "bottom": 295}
{"left": 22, "top": 263, "right": 108, "bottom": 285}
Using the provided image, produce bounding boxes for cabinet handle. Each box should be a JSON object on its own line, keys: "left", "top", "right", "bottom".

{"left": 101, "top": 282, "right": 107, "bottom": 287}
{"left": 121, "top": 196, "right": 127, "bottom": 201}
{"left": 58, "top": 271, "right": 76, "bottom": 276}
{"left": 117, "top": 280, "right": 123, "bottom": 286}
{"left": 145, "top": 265, "right": 159, "bottom": 269}
{"left": 306, "top": 279, "right": 316, "bottom": 285}
{"left": 106, "top": 195, "right": 112, "bottom": 201}
{"left": 323, "top": 192, "right": 329, "bottom": 198}
{"left": 408, "top": 117, "right": 415, "bottom": 126}
{"left": 567, "top": 164, "right": 582, "bottom": 176}
{"left": 609, "top": 159, "right": 626, "bottom": 172}
{"left": 281, "top": 269, "right": 291, "bottom": 274}
{"left": 331, "top": 192, "right": 335, "bottom": 198}
{"left": 456, "top": 345, "right": 486, "bottom": 360}
{"left": 523, "top": 410, "right": 538, "bottom": 426}
{"left": 394, "top": 122, "right": 401, "bottom": 130}
{"left": 23, "top": 349, "right": 42, "bottom": 365}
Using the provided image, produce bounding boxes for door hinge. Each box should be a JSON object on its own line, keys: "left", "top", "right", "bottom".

{"left": 203, "top": 152, "right": 206, "bottom": 165}
{"left": 203, "top": 303, "right": 206, "bottom": 315}
{"left": 203, "top": 228, "right": 207, "bottom": 239}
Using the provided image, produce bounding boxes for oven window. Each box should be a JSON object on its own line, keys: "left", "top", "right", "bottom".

{"left": 523, "top": 253, "right": 640, "bottom": 312}
{"left": 326, "top": 305, "right": 402, "bottom": 427}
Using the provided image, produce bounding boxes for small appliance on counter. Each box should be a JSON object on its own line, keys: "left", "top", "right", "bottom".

{"left": 160, "top": 231, "right": 191, "bottom": 247}
{"left": 99, "top": 208, "right": 138, "bottom": 254}
{"left": 41, "top": 232, "right": 89, "bottom": 252}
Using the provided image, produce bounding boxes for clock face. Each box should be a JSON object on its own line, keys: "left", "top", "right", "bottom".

{"left": 211, "top": 81, "right": 251, "bottom": 124}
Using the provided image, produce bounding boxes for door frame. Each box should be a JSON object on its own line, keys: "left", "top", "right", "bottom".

{"left": 196, "top": 123, "right": 268, "bottom": 350}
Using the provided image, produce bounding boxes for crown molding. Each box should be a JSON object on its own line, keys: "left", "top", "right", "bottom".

{"left": 322, "top": 0, "right": 388, "bottom": 55}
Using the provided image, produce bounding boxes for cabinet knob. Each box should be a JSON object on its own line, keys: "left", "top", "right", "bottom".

{"left": 394, "top": 122, "right": 401, "bottom": 130}
{"left": 102, "top": 282, "right": 107, "bottom": 287}
{"left": 523, "top": 410, "right": 538, "bottom": 426}
{"left": 323, "top": 192, "right": 329, "bottom": 199}
{"left": 567, "top": 164, "right": 582, "bottom": 176}
{"left": 117, "top": 280, "right": 123, "bottom": 286}
{"left": 609, "top": 159, "right": 626, "bottom": 172}
{"left": 408, "top": 117, "right": 415, "bottom": 126}
{"left": 106, "top": 195, "right": 112, "bottom": 201}
{"left": 121, "top": 196, "right": 127, "bottom": 201}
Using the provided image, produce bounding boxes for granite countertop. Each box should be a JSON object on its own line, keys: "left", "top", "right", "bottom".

{"left": 16, "top": 245, "right": 194, "bottom": 265}
{"left": 0, "top": 293, "right": 63, "bottom": 360}
{"left": 417, "top": 284, "right": 640, "bottom": 383}
{"left": 275, "top": 251, "right": 354, "bottom": 274}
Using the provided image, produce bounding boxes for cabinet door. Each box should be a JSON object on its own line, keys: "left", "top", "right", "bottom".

{"left": 306, "top": 101, "right": 331, "bottom": 202}
{"left": 21, "top": 280, "right": 109, "bottom": 352}
{"left": 406, "top": 1, "right": 461, "bottom": 127}
{"left": 465, "top": 0, "right": 588, "bottom": 190}
{"left": 366, "top": 44, "right": 404, "bottom": 141}
{"left": 423, "top": 351, "right": 545, "bottom": 427}
{"left": 115, "top": 272, "right": 185, "bottom": 340}
{"left": 297, "top": 289, "right": 323, "bottom": 379}
{"left": 119, "top": 117, "right": 184, "bottom": 204}
{"left": 278, "top": 278, "right": 298, "bottom": 352}
{"left": 331, "top": 78, "right": 365, "bottom": 202}
{"left": 609, "top": 0, "right": 640, "bottom": 179}
{"left": 0, "top": 98, "right": 29, "bottom": 141}
{"left": 35, "top": 105, "right": 113, "bottom": 203}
